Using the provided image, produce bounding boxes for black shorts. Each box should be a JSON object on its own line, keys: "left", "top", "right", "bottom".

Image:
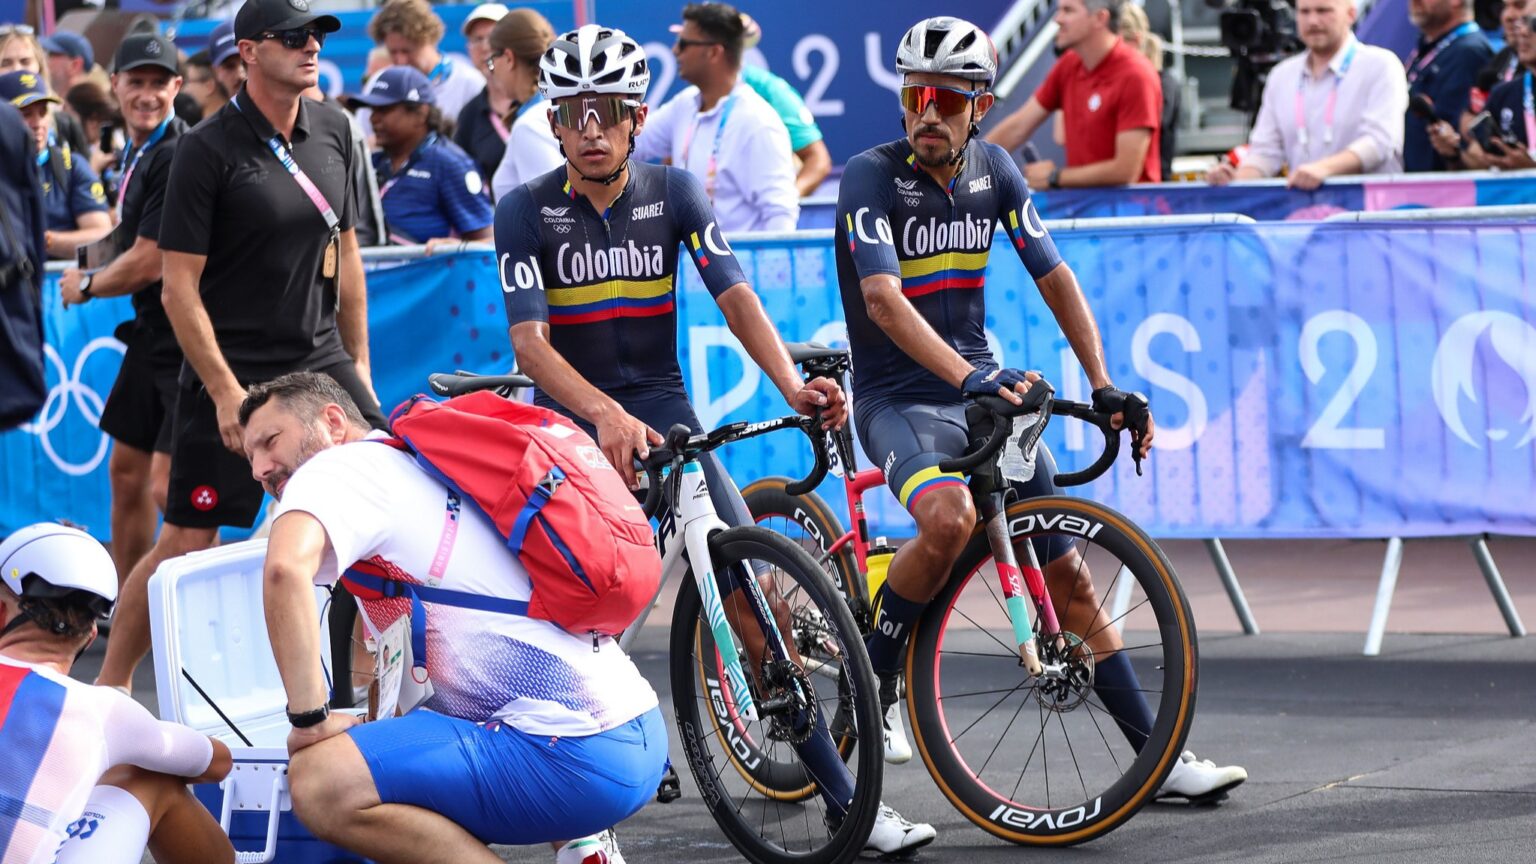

{"left": 164, "top": 358, "right": 386, "bottom": 529}
{"left": 98, "top": 333, "right": 180, "bottom": 454}
{"left": 856, "top": 399, "right": 1073, "bottom": 564}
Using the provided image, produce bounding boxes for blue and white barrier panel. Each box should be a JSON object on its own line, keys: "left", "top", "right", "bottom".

{"left": 5, "top": 220, "right": 1534, "bottom": 540}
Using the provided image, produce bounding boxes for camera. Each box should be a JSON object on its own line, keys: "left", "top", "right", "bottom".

{"left": 1206, "top": 0, "right": 1304, "bottom": 115}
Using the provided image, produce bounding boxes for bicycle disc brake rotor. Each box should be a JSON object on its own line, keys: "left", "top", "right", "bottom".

{"left": 1033, "top": 631, "right": 1094, "bottom": 712}
{"left": 761, "top": 660, "right": 818, "bottom": 744}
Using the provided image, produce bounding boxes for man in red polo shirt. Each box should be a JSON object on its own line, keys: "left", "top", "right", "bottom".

{"left": 987, "top": 0, "right": 1162, "bottom": 187}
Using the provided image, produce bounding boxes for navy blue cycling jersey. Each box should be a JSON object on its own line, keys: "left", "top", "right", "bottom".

{"left": 496, "top": 161, "right": 747, "bottom": 396}
{"left": 835, "top": 138, "right": 1062, "bottom": 410}
{"left": 375, "top": 132, "right": 494, "bottom": 244}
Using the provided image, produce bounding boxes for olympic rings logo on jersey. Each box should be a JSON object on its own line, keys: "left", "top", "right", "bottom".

{"left": 19, "top": 337, "right": 126, "bottom": 477}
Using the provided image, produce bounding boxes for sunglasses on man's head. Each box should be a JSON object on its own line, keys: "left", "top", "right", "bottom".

{"left": 0, "top": 24, "right": 36, "bottom": 36}
{"left": 552, "top": 95, "right": 636, "bottom": 130}
{"left": 257, "top": 28, "right": 326, "bottom": 50}
{"left": 900, "top": 84, "right": 982, "bottom": 117}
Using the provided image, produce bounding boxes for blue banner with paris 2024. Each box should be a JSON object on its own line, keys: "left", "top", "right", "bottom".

{"left": 4, "top": 223, "right": 1535, "bottom": 540}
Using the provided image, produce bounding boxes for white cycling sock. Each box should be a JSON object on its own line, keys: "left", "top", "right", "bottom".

{"left": 55, "top": 784, "right": 150, "bottom": 864}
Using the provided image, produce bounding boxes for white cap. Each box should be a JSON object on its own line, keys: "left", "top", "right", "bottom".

{"left": 0, "top": 523, "right": 118, "bottom": 610}
{"left": 462, "top": 3, "right": 509, "bottom": 34}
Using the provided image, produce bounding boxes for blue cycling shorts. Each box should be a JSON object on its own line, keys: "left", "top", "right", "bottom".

{"left": 857, "top": 399, "right": 1073, "bottom": 564}
{"left": 347, "top": 707, "right": 667, "bottom": 845}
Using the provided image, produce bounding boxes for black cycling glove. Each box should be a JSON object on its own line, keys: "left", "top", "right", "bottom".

{"left": 962, "top": 367, "right": 1031, "bottom": 399}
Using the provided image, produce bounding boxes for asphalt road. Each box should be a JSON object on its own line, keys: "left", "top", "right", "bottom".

{"left": 90, "top": 605, "right": 1534, "bottom": 863}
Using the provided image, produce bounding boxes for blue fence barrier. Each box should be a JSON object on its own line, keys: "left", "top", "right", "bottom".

{"left": 6, "top": 221, "right": 1536, "bottom": 541}
{"left": 1029, "top": 171, "right": 1536, "bottom": 222}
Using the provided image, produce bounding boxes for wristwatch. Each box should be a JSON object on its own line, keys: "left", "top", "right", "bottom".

{"left": 287, "top": 704, "right": 330, "bottom": 728}
{"left": 1048, "top": 166, "right": 1062, "bottom": 189}
{"left": 78, "top": 271, "right": 93, "bottom": 298}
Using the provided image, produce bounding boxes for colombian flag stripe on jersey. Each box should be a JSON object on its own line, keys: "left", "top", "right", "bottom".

{"left": 0, "top": 665, "right": 67, "bottom": 853}
{"left": 546, "top": 277, "right": 676, "bottom": 324}
{"left": 898, "top": 249, "right": 989, "bottom": 298}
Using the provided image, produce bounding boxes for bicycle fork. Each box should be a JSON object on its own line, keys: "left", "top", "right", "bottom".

{"left": 979, "top": 490, "right": 1051, "bottom": 677}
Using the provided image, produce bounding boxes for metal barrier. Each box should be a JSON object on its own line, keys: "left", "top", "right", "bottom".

{"left": 1324, "top": 204, "right": 1536, "bottom": 223}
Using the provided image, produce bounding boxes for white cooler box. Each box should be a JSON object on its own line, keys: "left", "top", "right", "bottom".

{"left": 148, "top": 538, "right": 371, "bottom": 864}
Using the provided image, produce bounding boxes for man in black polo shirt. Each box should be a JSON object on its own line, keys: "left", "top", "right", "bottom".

{"left": 96, "top": 0, "right": 386, "bottom": 691}
{"left": 58, "top": 31, "right": 188, "bottom": 590}
{"left": 1405, "top": 0, "right": 1493, "bottom": 170}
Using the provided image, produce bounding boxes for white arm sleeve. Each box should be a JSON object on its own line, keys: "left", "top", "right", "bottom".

{"left": 102, "top": 693, "right": 214, "bottom": 778}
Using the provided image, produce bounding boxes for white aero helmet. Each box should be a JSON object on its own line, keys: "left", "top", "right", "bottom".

{"left": 895, "top": 17, "right": 998, "bottom": 86}
{"left": 0, "top": 523, "right": 117, "bottom": 617}
{"left": 539, "top": 24, "right": 650, "bottom": 102}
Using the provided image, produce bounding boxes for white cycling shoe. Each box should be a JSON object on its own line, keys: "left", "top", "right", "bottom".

{"left": 1155, "top": 750, "right": 1248, "bottom": 804}
{"left": 555, "top": 828, "right": 624, "bottom": 864}
{"left": 878, "top": 673, "right": 913, "bottom": 765}
{"left": 864, "top": 803, "right": 936, "bottom": 859}
{"left": 882, "top": 701, "right": 913, "bottom": 765}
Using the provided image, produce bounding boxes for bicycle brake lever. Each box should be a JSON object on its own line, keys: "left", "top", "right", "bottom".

{"left": 1131, "top": 428, "right": 1145, "bottom": 477}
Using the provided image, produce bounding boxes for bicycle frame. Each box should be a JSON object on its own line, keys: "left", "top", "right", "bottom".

{"left": 619, "top": 458, "right": 807, "bottom": 726}
{"left": 805, "top": 363, "right": 1055, "bottom": 674}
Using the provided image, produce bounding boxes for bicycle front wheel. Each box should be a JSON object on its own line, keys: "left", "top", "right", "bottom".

{"left": 907, "top": 496, "right": 1197, "bottom": 846}
{"left": 671, "top": 526, "right": 882, "bottom": 864}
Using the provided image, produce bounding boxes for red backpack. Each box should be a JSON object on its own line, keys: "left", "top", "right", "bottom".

{"left": 356, "top": 392, "right": 660, "bottom": 638}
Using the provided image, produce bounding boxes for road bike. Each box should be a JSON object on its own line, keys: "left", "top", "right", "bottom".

{"left": 418, "top": 371, "right": 884, "bottom": 864}
{"left": 743, "top": 344, "right": 1198, "bottom": 846}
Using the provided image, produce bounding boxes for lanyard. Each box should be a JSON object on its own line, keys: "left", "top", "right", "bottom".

{"left": 35, "top": 129, "right": 55, "bottom": 167}
{"left": 680, "top": 94, "right": 737, "bottom": 202}
{"left": 116, "top": 117, "right": 171, "bottom": 217}
{"left": 428, "top": 58, "right": 452, "bottom": 87}
{"left": 1405, "top": 21, "right": 1478, "bottom": 85}
{"left": 1524, "top": 73, "right": 1535, "bottom": 158}
{"left": 494, "top": 93, "right": 542, "bottom": 143}
{"left": 231, "top": 94, "right": 339, "bottom": 232}
{"left": 378, "top": 132, "right": 437, "bottom": 199}
{"left": 1295, "top": 40, "right": 1357, "bottom": 148}
{"left": 1502, "top": 52, "right": 1521, "bottom": 84}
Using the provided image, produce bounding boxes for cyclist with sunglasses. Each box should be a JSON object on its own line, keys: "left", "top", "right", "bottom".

{"left": 495, "top": 23, "right": 936, "bottom": 858}
{"left": 836, "top": 15, "right": 1246, "bottom": 805}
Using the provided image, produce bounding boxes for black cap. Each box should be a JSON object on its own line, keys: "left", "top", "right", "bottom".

{"left": 113, "top": 32, "right": 179, "bottom": 75}
{"left": 234, "top": 0, "right": 343, "bottom": 42}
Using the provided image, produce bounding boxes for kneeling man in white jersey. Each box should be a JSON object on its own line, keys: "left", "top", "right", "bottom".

{"left": 244, "top": 371, "right": 665, "bottom": 864}
{"left": 0, "top": 523, "right": 234, "bottom": 864}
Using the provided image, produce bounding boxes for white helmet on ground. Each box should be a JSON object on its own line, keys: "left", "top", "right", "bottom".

{"left": 0, "top": 523, "right": 117, "bottom": 616}
{"left": 539, "top": 24, "right": 650, "bottom": 102}
{"left": 895, "top": 17, "right": 998, "bottom": 86}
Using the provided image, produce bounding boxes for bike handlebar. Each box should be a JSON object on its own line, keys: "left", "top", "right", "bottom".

{"left": 874, "top": 380, "right": 1146, "bottom": 489}
{"left": 638, "top": 411, "right": 828, "bottom": 519}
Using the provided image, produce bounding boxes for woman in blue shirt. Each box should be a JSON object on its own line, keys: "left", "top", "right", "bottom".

{"left": 0, "top": 70, "right": 109, "bottom": 259}
{"left": 343, "top": 65, "right": 494, "bottom": 247}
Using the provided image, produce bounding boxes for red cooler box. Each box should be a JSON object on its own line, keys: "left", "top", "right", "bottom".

{"left": 148, "top": 539, "right": 371, "bottom": 864}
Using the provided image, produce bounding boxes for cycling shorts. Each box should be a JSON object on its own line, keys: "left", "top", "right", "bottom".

{"left": 348, "top": 706, "right": 667, "bottom": 846}
{"left": 856, "top": 399, "right": 1072, "bottom": 564}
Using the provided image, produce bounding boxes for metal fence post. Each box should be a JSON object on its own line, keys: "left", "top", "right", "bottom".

{"left": 1469, "top": 536, "right": 1527, "bottom": 638}
{"left": 1364, "top": 537, "right": 1405, "bottom": 656}
{"left": 1205, "top": 538, "right": 1259, "bottom": 635}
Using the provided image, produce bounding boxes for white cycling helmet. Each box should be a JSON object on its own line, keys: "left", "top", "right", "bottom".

{"left": 0, "top": 523, "right": 117, "bottom": 616}
{"left": 896, "top": 17, "right": 998, "bottom": 86}
{"left": 539, "top": 24, "right": 650, "bottom": 102}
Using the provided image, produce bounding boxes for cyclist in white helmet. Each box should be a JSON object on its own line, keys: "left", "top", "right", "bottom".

{"left": 498, "top": 22, "right": 937, "bottom": 860}
{"left": 0, "top": 522, "right": 234, "bottom": 864}
{"left": 836, "top": 14, "right": 1247, "bottom": 810}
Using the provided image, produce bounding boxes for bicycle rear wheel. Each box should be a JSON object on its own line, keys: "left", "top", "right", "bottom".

{"left": 742, "top": 477, "right": 859, "bottom": 609}
{"left": 907, "top": 496, "right": 1197, "bottom": 846}
{"left": 671, "top": 526, "right": 882, "bottom": 864}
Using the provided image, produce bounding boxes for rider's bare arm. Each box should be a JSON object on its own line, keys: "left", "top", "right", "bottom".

{"left": 1034, "top": 263, "right": 1112, "bottom": 390}
{"left": 860, "top": 273, "right": 978, "bottom": 388}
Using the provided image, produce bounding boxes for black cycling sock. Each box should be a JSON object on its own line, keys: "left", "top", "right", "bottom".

{"left": 1092, "top": 650, "right": 1156, "bottom": 753}
{"left": 864, "top": 582, "right": 925, "bottom": 676}
{"left": 795, "top": 706, "right": 855, "bottom": 819}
